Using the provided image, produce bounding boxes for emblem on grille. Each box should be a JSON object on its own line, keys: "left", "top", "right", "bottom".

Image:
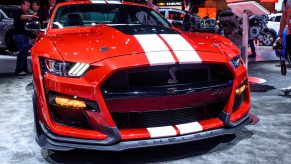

{"left": 167, "top": 67, "right": 178, "bottom": 84}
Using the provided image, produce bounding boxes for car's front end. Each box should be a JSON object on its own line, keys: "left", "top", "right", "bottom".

{"left": 31, "top": 1, "right": 257, "bottom": 151}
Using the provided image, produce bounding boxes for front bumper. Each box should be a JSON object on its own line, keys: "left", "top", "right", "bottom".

{"left": 36, "top": 113, "right": 257, "bottom": 151}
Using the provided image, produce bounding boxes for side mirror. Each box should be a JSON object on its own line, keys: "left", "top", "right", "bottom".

{"left": 25, "top": 19, "right": 41, "bottom": 31}
{"left": 172, "top": 21, "right": 182, "bottom": 28}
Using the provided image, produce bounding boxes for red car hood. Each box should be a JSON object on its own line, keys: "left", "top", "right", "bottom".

{"left": 48, "top": 25, "right": 238, "bottom": 64}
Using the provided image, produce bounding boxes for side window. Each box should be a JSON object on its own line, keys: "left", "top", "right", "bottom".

{"left": 275, "top": 16, "right": 281, "bottom": 22}
{"left": 168, "top": 11, "right": 184, "bottom": 21}
{"left": 160, "top": 11, "right": 165, "bottom": 17}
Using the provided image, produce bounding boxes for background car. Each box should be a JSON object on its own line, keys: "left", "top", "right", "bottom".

{"left": 267, "top": 13, "right": 281, "bottom": 36}
{"left": 159, "top": 8, "right": 217, "bottom": 32}
{"left": 159, "top": 8, "right": 193, "bottom": 26}
{"left": 0, "top": 5, "right": 19, "bottom": 52}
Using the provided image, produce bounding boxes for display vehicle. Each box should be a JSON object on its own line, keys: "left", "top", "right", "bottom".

{"left": 28, "top": 0, "right": 257, "bottom": 151}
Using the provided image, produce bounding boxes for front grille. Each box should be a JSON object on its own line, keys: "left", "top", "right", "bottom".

{"left": 101, "top": 64, "right": 233, "bottom": 113}
{"left": 101, "top": 64, "right": 233, "bottom": 90}
{"left": 111, "top": 100, "right": 226, "bottom": 129}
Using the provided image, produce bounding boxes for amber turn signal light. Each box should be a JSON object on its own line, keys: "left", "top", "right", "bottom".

{"left": 235, "top": 84, "right": 246, "bottom": 95}
{"left": 55, "top": 97, "right": 87, "bottom": 108}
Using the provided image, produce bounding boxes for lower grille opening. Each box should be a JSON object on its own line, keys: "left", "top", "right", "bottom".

{"left": 111, "top": 100, "right": 226, "bottom": 129}
{"left": 45, "top": 91, "right": 100, "bottom": 130}
{"left": 232, "top": 91, "right": 246, "bottom": 113}
{"left": 49, "top": 105, "right": 92, "bottom": 129}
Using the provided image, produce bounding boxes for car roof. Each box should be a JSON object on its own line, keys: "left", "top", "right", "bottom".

{"left": 268, "top": 13, "right": 282, "bottom": 17}
{"left": 0, "top": 5, "right": 19, "bottom": 9}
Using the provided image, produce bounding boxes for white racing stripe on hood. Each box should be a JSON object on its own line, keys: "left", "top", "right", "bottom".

{"left": 134, "top": 34, "right": 175, "bottom": 66}
{"left": 160, "top": 34, "right": 202, "bottom": 64}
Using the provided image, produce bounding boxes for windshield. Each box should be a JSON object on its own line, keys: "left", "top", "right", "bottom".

{"left": 52, "top": 4, "right": 170, "bottom": 29}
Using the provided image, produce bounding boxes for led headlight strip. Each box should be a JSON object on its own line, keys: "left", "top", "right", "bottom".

{"left": 68, "top": 63, "right": 90, "bottom": 77}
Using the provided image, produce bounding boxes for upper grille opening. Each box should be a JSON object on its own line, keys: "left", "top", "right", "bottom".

{"left": 101, "top": 64, "right": 233, "bottom": 90}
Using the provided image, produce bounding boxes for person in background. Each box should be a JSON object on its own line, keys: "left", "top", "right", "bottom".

{"left": 276, "top": 0, "right": 291, "bottom": 94}
{"left": 14, "top": 0, "right": 38, "bottom": 75}
{"left": 31, "top": 1, "right": 44, "bottom": 27}
{"left": 248, "top": 39, "right": 256, "bottom": 58}
{"left": 216, "top": 10, "right": 221, "bottom": 20}
{"left": 183, "top": 13, "right": 192, "bottom": 32}
{"left": 146, "top": 0, "right": 159, "bottom": 12}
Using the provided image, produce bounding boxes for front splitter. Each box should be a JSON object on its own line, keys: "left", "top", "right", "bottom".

{"left": 36, "top": 114, "right": 258, "bottom": 151}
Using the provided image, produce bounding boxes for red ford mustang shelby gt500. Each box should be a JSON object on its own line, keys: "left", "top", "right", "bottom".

{"left": 29, "top": 0, "right": 257, "bottom": 151}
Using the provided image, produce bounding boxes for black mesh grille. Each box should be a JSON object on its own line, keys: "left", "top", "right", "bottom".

{"left": 101, "top": 64, "right": 233, "bottom": 90}
{"left": 111, "top": 100, "right": 226, "bottom": 129}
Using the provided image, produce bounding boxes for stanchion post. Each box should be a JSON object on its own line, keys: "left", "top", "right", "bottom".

{"left": 242, "top": 12, "right": 249, "bottom": 69}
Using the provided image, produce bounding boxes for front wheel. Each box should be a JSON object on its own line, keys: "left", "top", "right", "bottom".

{"left": 261, "top": 31, "right": 276, "bottom": 46}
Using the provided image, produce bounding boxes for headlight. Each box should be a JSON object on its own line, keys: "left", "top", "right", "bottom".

{"left": 41, "top": 58, "right": 90, "bottom": 77}
{"left": 230, "top": 55, "right": 241, "bottom": 69}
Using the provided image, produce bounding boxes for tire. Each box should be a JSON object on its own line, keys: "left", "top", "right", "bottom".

{"left": 5, "top": 32, "right": 17, "bottom": 52}
{"left": 261, "top": 30, "right": 276, "bottom": 46}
